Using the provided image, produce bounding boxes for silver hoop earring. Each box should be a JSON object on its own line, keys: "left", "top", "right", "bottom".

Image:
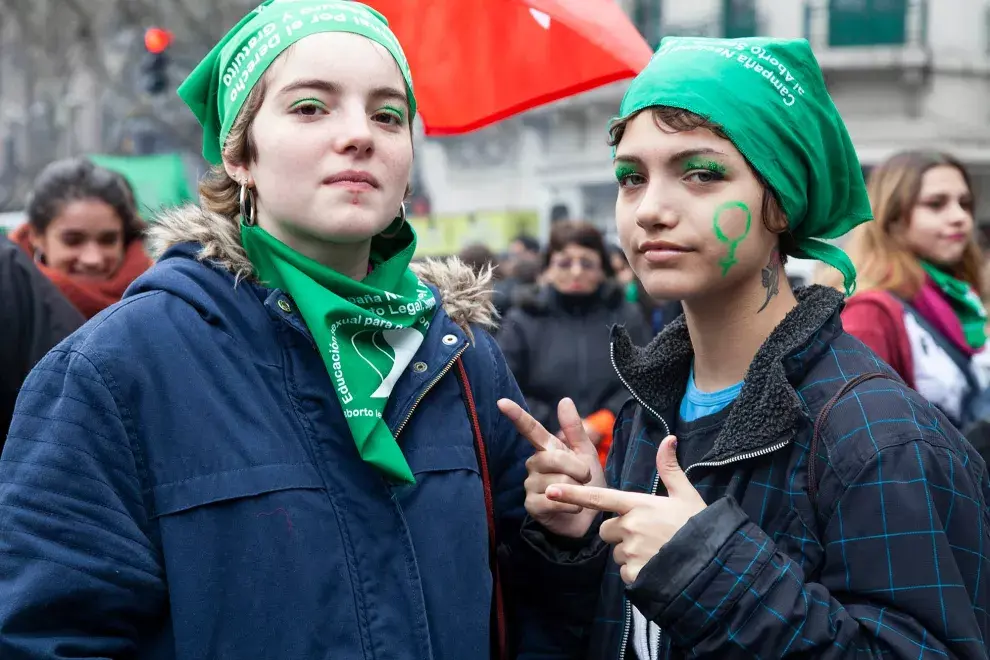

{"left": 33, "top": 248, "right": 45, "bottom": 265}
{"left": 239, "top": 183, "right": 257, "bottom": 226}
{"left": 379, "top": 203, "right": 406, "bottom": 239}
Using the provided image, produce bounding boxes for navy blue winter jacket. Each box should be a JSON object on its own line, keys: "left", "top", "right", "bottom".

{"left": 0, "top": 206, "right": 566, "bottom": 660}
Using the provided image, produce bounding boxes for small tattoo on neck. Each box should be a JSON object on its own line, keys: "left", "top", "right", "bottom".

{"left": 758, "top": 248, "right": 780, "bottom": 313}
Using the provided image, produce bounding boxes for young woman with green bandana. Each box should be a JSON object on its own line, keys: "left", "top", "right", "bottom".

{"left": 0, "top": 2, "right": 570, "bottom": 658}
{"left": 826, "top": 151, "right": 989, "bottom": 432}
{"left": 499, "top": 36, "right": 990, "bottom": 659}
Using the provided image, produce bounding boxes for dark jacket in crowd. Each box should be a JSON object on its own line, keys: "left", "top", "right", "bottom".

{"left": 0, "top": 235, "right": 83, "bottom": 442}
{"left": 522, "top": 285, "right": 990, "bottom": 659}
{"left": 497, "top": 283, "right": 652, "bottom": 433}
{"left": 0, "top": 206, "right": 569, "bottom": 660}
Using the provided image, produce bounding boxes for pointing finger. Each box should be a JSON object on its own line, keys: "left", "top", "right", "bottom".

{"left": 545, "top": 484, "right": 642, "bottom": 515}
{"left": 498, "top": 399, "right": 564, "bottom": 452}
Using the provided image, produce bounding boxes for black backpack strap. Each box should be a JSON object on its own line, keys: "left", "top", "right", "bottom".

{"left": 808, "top": 372, "right": 898, "bottom": 510}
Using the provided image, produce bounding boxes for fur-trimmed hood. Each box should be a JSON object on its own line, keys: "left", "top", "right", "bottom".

{"left": 148, "top": 205, "right": 496, "bottom": 332}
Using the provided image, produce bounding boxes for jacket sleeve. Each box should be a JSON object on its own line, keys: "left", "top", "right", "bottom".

{"left": 507, "top": 399, "right": 646, "bottom": 659}
{"left": 0, "top": 241, "right": 82, "bottom": 438}
{"left": 626, "top": 436, "right": 990, "bottom": 659}
{"left": 496, "top": 311, "right": 554, "bottom": 429}
{"left": 0, "top": 347, "right": 167, "bottom": 659}
{"left": 474, "top": 331, "right": 599, "bottom": 660}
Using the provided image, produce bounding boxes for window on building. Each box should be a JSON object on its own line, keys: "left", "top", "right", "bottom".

{"left": 828, "top": 0, "right": 908, "bottom": 47}
{"left": 632, "top": 0, "right": 662, "bottom": 49}
{"left": 722, "top": 0, "right": 759, "bottom": 38}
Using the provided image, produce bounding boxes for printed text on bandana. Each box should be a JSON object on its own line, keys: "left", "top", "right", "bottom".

{"left": 222, "top": 2, "right": 407, "bottom": 106}
{"left": 328, "top": 290, "right": 435, "bottom": 419}
{"left": 656, "top": 39, "right": 807, "bottom": 107}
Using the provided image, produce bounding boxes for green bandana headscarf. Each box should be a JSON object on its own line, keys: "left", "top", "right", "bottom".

{"left": 920, "top": 261, "right": 988, "bottom": 350}
{"left": 242, "top": 222, "right": 437, "bottom": 483}
{"left": 615, "top": 36, "right": 873, "bottom": 294}
{"left": 178, "top": 0, "right": 415, "bottom": 165}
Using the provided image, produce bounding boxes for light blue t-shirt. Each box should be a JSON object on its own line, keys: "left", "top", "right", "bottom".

{"left": 678, "top": 366, "right": 743, "bottom": 422}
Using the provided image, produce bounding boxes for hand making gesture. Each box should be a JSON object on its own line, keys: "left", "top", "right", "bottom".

{"left": 545, "top": 435, "right": 707, "bottom": 584}
{"left": 497, "top": 397, "right": 606, "bottom": 539}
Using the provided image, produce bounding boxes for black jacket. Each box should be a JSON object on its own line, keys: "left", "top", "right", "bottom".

{"left": 497, "top": 283, "right": 652, "bottom": 433}
{"left": 522, "top": 285, "right": 989, "bottom": 659}
{"left": 0, "top": 236, "right": 83, "bottom": 441}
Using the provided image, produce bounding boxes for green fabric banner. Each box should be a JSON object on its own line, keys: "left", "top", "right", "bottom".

{"left": 88, "top": 153, "right": 195, "bottom": 220}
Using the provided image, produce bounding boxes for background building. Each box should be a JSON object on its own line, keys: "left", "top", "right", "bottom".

{"left": 418, "top": 0, "right": 990, "bottom": 251}
{"left": 4, "top": 0, "right": 990, "bottom": 266}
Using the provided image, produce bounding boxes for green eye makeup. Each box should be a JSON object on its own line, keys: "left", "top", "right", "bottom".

{"left": 615, "top": 162, "right": 639, "bottom": 182}
{"left": 683, "top": 158, "right": 728, "bottom": 175}
{"left": 290, "top": 97, "right": 326, "bottom": 110}
{"left": 377, "top": 104, "right": 407, "bottom": 124}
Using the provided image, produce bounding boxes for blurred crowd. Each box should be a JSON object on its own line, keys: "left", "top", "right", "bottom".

{"left": 7, "top": 148, "right": 990, "bottom": 464}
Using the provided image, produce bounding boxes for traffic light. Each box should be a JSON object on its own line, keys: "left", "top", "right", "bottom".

{"left": 140, "top": 27, "right": 172, "bottom": 96}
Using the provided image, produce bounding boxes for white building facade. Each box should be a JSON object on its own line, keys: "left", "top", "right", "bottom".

{"left": 416, "top": 0, "right": 990, "bottom": 246}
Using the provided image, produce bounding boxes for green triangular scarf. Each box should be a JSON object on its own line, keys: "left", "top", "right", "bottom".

{"left": 242, "top": 221, "right": 437, "bottom": 483}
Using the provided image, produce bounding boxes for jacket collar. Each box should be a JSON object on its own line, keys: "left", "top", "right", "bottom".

{"left": 147, "top": 204, "right": 498, "bottom": 338}
{"left": 611, "top": 285, "right": 846, "bottom": 463}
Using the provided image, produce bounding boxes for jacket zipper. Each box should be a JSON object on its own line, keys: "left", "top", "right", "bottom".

{"left": 609, "top": 341, "right": 671, "bottom": 437}
{"left": 393, "top": 345, "right": 468, "bottom": 440}
{"left": 617, "top": 441, "right": 791, "bottom": 660}
{"left": 684, "top": 439, "right": 790, "bottom": 477}
{"left": 617, "top": 598, "right": 632, "bottom": 660}
{"left": 609, "top": 339, "right": 791, "bottom": 660}
{"left": 612, "top": 340, "right": 668, "bottom": 660}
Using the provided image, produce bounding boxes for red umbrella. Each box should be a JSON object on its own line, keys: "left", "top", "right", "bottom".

{"left": 364, "top": 0, "right": 654, "bottom": 135}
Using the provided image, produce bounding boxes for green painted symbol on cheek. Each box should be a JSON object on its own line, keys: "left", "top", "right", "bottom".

{"left": 712, "top": 201, "right": 752, "bottom": 276}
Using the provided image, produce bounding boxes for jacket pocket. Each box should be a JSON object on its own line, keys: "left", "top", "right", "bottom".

{"left": 150, "top": 462, "right": 325, "bottom": 517}
{"left": 403, "top": 444, "right": 480, "bottom": 477}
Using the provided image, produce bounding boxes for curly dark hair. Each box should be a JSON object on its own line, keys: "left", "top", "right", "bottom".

{"left": 27, "top": 157, "right": 144, "bottom": 244}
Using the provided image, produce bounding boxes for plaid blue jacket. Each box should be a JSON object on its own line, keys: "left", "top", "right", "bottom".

{"left": 529, "top": 286, "right": 990, "bottom": 660}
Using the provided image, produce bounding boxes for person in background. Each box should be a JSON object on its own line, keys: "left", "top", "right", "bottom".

{"left": 822, "top": 151, "right": 988, "bottom": 430}
{"left": 9, "top": 158, "right": 152, "bottom": 318}
{"left": 459, "top": 242, "right": 508, "bottom": 319}
{"left": 0, "top": 235, "right": 83, "bottom": 442}
{"left": 609, "top": 244, "right": 637, "bottom": 299}
{"left": 507, "top": 234, "right": 540, "bottom": 263}
{"left": 0, "top": 3, "right": 567, "bottom": 658}
{"left": 494, "top": 234, "right": 542, "bottom": 319}
{"left": 459, "top": 242, "right": 499, "bottom": 276}
{"left": 498, "top": 220, "right": 651, "bottom": 466}
{"left": 512, "top": 256, "right": 541, "bottom": 287}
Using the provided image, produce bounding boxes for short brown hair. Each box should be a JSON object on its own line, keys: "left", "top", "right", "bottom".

{"left": 608, "top": 106, "right": 794, "bottom": 258}
{"left": 544, "top": 220, "right": 615, "bottom": 278}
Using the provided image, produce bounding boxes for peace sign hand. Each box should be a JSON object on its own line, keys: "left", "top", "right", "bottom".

{"left": 545, "top": 436, "right": 706, "bottom": 584}
{"left": 498, "top": 397, "right": 606, "bottom": 539}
